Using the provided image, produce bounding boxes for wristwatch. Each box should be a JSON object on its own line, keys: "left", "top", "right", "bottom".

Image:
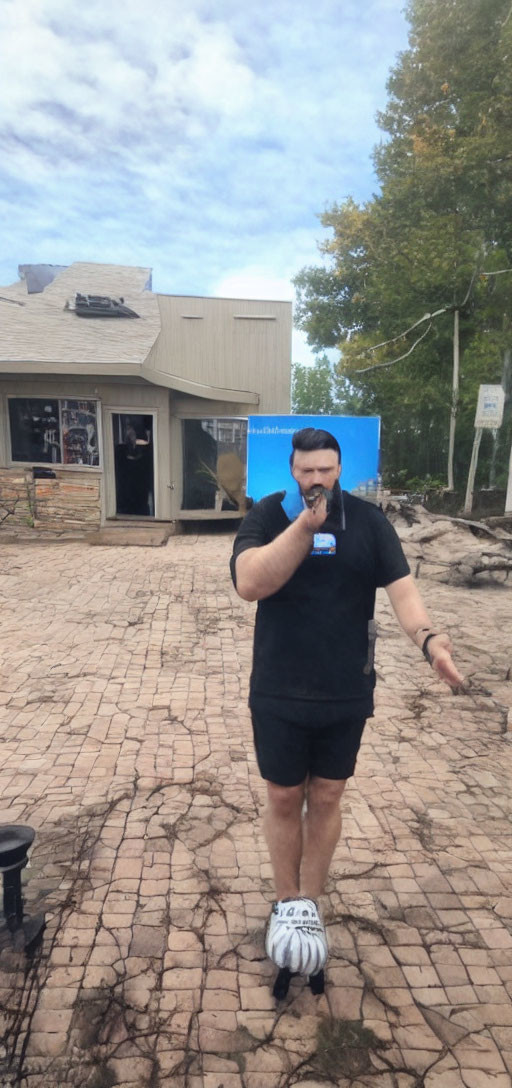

{"left": 421, "top": 632, "right": 439, "bottom": 665}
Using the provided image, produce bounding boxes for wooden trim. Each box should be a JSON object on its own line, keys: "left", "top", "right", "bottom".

{"left": 0, "top": 361, "right": 144, "bottom": 376}
{"left": 141, "top": 364, "right": 259, "bottom": 403}
{"left": 178, "top": 509, "right": 242, "bottom": 520}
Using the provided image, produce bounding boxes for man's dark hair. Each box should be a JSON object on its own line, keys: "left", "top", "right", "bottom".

{"left": 290, "top": 427, "right": 341, "bottom": 466}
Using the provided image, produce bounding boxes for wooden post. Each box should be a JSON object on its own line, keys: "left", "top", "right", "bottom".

{"left": 464, "top": 427, "right": 483, "bottom": 514}
{"left": 505, "top": 438, "right": 512, "bottom": 514}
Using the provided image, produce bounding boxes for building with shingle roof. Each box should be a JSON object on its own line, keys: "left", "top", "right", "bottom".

{"left": 0, "top": 262, "right": 291, "bottom": 534}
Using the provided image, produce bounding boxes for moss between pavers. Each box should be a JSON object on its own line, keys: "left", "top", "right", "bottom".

{"left": 309, "top": 1018, "right": 384, "bottom": 1080}
{"left": 86, "top": 1066, "right": 116, "bottom": 1088}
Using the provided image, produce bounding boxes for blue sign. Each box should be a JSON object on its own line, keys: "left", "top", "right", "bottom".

{"left": 247, "top": 415, "right": 380, "bottom": 503}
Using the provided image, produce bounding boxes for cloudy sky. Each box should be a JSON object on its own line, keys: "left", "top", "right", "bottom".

{"left": 0, "top": 0, "right": 409, "bottom": 362}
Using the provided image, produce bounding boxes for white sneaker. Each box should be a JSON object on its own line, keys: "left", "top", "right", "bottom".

{"left": 265, "top": 897, "right": 328, "bottom": 976}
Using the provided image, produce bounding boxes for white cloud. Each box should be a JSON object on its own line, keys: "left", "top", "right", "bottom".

{"left": 0, "top": 0, "right": 274, "bottom": 180}
{"left": 213, "top": 270, "right": 294, "bottom": 301}
{"left": 0, "top": 0, "right": 410, "bottom": 295}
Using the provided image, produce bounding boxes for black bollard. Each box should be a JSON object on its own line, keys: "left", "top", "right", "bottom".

{"left": 3, "top": 866, "right": 25, "bottom": 931}
{"left": 0, "top": 825, "right": 45, "bottom": 952}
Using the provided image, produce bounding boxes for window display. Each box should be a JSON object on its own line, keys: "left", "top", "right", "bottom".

{"left": 8, "top": 398, "right": 61, "bottom": 463}
{"left": 182, "top": 418, "right": 247, "bottom": 511}
{"left": 61, "top": 400, "right": 99, "bottom": 466}
{"left": 8, "top": 397, "right": 100, "bottom": 467}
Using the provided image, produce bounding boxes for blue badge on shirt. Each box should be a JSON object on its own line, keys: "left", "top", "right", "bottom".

{"left": 311, "top": 533, "right": 336, "bottom": 556}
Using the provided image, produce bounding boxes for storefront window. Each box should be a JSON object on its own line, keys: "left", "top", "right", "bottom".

{"left": 182, "top": 418, "right": 247, "bottom": 511}
{"left": 8, "top": 398, "right": 100, "bottom": 466}
{"left": 61, "top": 400, "right": 100, "bottom": 465}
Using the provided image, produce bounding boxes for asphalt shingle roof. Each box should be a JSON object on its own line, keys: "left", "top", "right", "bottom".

{"left": 0, "top": 263, "right": 160, "bottom": 367}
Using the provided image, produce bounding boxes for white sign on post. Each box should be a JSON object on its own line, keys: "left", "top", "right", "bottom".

{"left": 474, "top": 384, "right": 505, "bottom": 429}
{"left": 465, "top": 384, "right": 506, "bottom": 514}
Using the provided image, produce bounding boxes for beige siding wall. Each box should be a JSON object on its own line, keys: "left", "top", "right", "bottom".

{"left": 146, "top": 296, "right": 292, "bottom": 413}
{"left": 172, "top": 394, "right": 255, "bottom": 417}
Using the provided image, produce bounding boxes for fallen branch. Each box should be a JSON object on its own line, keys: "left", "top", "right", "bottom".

{"left": 406, "top": 525, "right": 453, "bottom": 544}
{"left": 384, "top": 501, "right": 422, "bottom": 527}
{"left": 415, "top": 551, "right": 512, "bottom": 585}
{"left": 428, "top": 513, "right": 512, "bottom": 545}
{"left": 463, "top": 558, "right": 512, "bottom": 576}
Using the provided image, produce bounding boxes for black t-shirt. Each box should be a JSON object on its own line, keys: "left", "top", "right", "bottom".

{"left": 230, "top": 488, "right": 410, "bottom": 716}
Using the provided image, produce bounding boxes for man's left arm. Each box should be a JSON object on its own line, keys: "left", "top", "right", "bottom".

{"left": 385, "top": 574, "right": 464, "bottom": 689}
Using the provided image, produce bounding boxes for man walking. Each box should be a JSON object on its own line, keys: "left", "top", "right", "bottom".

{"left": 230, "top": 427, "right": 462, "bottom": 986}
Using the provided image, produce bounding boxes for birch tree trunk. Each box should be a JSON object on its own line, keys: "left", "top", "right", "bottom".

{"left": 447, "top": 308, "right": 459, "bottom": 491}
{"left": 489, "top": 347, "right": 511, "bottom": 488}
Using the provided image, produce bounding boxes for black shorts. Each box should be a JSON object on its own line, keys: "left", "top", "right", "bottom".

{"left": 249, "top": 695, "right": 367, "bottom": 787}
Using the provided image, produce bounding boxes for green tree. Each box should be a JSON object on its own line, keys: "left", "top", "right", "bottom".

{"left": 291, "top": 355, "right": 336, "bottom": 414}
{"left": 291, "top": 353, "right": 370, "bottom": 417}
{"left": 294, "top": 0, "right": 512, "bottom": 489}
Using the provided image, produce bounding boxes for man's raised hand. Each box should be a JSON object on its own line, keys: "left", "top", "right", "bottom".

{"left": 298, "top": 493, "right": 328, "bottom": 533}
{"left": 428, "top": 634, "right": 464, "bottom": 690}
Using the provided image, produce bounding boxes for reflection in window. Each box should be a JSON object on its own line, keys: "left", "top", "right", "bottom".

{"left": 8, "top": 397, "right": 100, "bottom": 466}
{"left": 61, "top": 400, "right": 99, "bottom": 465}
{"left": 182, "top": 418, "right": 247, "bottom": 511}
{"left": 9, "top": 399, "right": 61, "bottom": 463}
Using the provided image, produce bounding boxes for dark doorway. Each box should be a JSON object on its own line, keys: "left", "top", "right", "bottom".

{"left": 113, "top": 414, "right": 154, "bottom": 516}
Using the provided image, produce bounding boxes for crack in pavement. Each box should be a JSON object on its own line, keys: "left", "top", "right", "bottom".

{"left": 1, "top": 535, "right": 511, "bottom": 1087}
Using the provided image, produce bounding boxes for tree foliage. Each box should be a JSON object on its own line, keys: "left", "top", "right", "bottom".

{"left": 291, "top": 355, "right": 337, "bottom": 415}
{"left": 291, "top": 354, "right": 371, "bottom": 417}
{"left": 294, "top": 0, "right": 512, "bottom": 488}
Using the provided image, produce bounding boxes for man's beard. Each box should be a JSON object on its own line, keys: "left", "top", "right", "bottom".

{"left": 300, "top": 481, "right": 343, "bottom": 528}
{"left": 301, "top": 484, "right": 334, "bottom": 510}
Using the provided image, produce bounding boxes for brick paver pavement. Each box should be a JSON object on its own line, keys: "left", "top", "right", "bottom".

{"left": 0, "top": 530, "right": 511, "bottom": 1088}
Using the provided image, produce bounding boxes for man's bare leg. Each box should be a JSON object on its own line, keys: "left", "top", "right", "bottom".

{"left": 263, "top": 781, "right": 306, "bottom": 900}
{"left": 264, "top": 777, "right": 333, "bottom": 996}
{"left": 300, "top": 776, "right": 347, "bottom": 899}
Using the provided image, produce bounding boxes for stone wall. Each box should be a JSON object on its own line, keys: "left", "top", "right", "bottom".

{"left": 0, "top": 467, "right": 101, "bottom": 534}
{"left": 0, "top": 467, "right": 34, "bottom": 532}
